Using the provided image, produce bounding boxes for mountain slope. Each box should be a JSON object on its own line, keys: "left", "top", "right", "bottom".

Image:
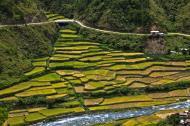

{"left": 0, "top": 23, "right": 58, "bottom": 88}
{"left": 0, "top": 0, "right": 46, "bottom": 24}
{"left": 39, "top": 0, "right": 190, "bottom": 33}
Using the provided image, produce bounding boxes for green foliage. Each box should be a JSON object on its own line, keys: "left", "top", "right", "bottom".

{"left": 80, "top": 28, "right": 147, "bottom": 52}
{"left": 0, "top": 0, "right": 46, "bottom": 24}
{"left": 157, "top": 114, "right": 181, "bottom": 126}
{"left": 18, "top": 96, "right": 47, "bottom": 105}
{"left": 0, "top": 23, "right": 58, "bottom": 88}
{"left": 40, "top": 0, "right": 190, "bottom": 33}
{"left": 0, "top": 106, "right": 8, "bottom": 126}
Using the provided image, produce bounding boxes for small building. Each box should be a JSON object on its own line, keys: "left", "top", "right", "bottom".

{"left": 184, "top": 119, "right": 190, "bottom": 124}
{"left": 179, "top": 112, "right": 188, "bottom": 117}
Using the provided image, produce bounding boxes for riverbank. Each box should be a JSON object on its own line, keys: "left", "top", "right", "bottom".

{"left": 32, "top": 101, "right": 190, "bottom": 126}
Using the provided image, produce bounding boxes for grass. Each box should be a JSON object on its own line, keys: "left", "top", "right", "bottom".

{"left": 52, "top": 82, "right": 68, "bottom": 88}
{"left": 48, "top": 16, "right": 65, "bottom": 21}
{"left": 32, "top": 61, "right": 46, "bottom": 67}
{"left": 33, "top": 57, "right": 49, "bottom": 61}
{"left": 50, "top": 57, "right": 70, "bottom": 62}
{"left": 81, "top": 51, "right": 109, "bottom": 57}
{"left": 84, "top": 70, "right": 116, "bottom": 81}
{"left": 128, "top": 82, "right": 148, "bottom": 88}
{"left": 125, "top": 61, "right": 187, "bottom": 70}
{"left": 79, "top": 56, "right": 103, "bottom": 62}
{"left": 108, "top": 65, "right": 127, "bottom": 71}
{"left": 89, "top": 106, "right": 110, "bottom": 111}
{"left": 25, "top": 67, "right": 45, "bottom": 76}
{"left": 39, "top": 107, "right": 84, "bottom": 117}
{"left": 84, "top": 69, "right": 109, "bottom": 75}
{"left": 15, "top": 89, "right": 57, "bottom": 97}
{"left": 55, "top": 46, "right": 98, "bottom": 51}
{"left": 148, "top": 93, "right": 170, "bottom": 99}
{"left": 122, "top": 115, "right": 161, "bottom": 126}
{"left": 125, "top": 58, "right": 147, "bottom": 63}
{"left": 136, "top": 100, "right": 176, "bottom": 107}
{"left": 50, "top": 61, "right": 94, "bottom": 69}
{"left": 84, "top": 98, "right": 104, "bottom": 106}
{"left": 56, "top": 70, "right": 80, "bottom": 76}
{"left": 56, "top": 100, "right": 81, "bottom": 108}
{"left": 69, "top": 79, "right": 82, "bottom": 85}
{"left": 29, "top": 81, "right": 52, "bottom": 87}
{"left": 32, "top": 73, "right": 61, "bottom": 82}
{"left": 0, "top": 82, "right": 31, "bottom": 96}
{"left": 152, "top": 79, "right": 175, "bottom": 85}
{"left": 55, "top": 50, "right": 87, "bottom": 54}
{"left": 27, "top": 107, "right": 46, "bottom": 113}
{"left": 0, "top": 96, "right": 18, "bottom": 102}
{"left": 101, "top": 95, "right": 153, "bottom": 105}
{"left": 74, "top": 86, "right": 88, "bottom": 93}
{"left": 55, "top": 88, "right": 74, "bottom": 94}
{"left": 7, "top": 116, "right": 25, "bottom": 126}
{"left": 86, "top": 73, "right": 116, "bottom": 81}
{"left": 107, "top": 52, "right": 144, "bottom": 57}
{"left": 115, "top": 76, "right": 127, "bottom": 84}
{"left": 46, "top": 13, "right": 59, "bottom": 19}
{"left": 80, "top": 77, "right": 89, "bottom": 83}
{"left": 90, "top": 100, "right": 177, "bottom": 111}
{"left": 52, "top": 54, "right": 81, "bottom": 58}
{"left": 46, "top": 93, "right": 68, "bottom": 100}
{"left": 25, "top": 112, "right": 46, "bottom": 122}
{"left": 60, "top": 34, "right": 79, "bottom": 38}
{"left": 169, "top": 89, "right": 189, "bottom": 97}
{"left": 85, "top": 82, "right": 107, "bottom": 90}
{"left": 122, "top": 119, "right": 139, "bottom": 126}
{"left": 60, "top": 29, "right": 76, "bottom": 34}
{"left": 55, "top": 42, "right": 99, "bottom": 47}
{"left": 149, "top": 71, "right": 178, "bottom": 77}
{"left": 73, "top": 73, "right": 85, "bottom": 78}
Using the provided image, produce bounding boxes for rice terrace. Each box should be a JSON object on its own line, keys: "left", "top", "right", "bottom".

{"left": 0, "top": 1, "right": 190, "bottom": 126}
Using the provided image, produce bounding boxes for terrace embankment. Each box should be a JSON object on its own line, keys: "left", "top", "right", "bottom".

{"left": 0, "top": 23, "right": 58, "bottom": 88}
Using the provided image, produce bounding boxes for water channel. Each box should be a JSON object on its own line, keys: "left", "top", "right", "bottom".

{"left": 33, "top": 100, "right": 190, "bottom": 126}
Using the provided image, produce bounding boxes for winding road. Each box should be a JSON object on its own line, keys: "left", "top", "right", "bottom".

{"left": 0, "top": 19, "right": 190, "bottom": 37}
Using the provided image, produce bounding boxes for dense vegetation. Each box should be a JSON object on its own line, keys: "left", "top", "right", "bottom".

{"left": 79, "top": 27, "right": 148, "bottom": 52}
{"left": 79, "top": 27, "right": 190, "bottom": 55}
{"left": 39, "top": 0, "right": 190, "bottom": 33}
{"left": 0, "top": 23, "right": 58, "bottom": 88}
{"left": 0, "top": 0, "right": 46, "bottom": 24}
{"left": 157, "top": 113, "right": 182, "bottom": 126}
{"left": 0, "top": 0, "right": 189, "bottom": 33}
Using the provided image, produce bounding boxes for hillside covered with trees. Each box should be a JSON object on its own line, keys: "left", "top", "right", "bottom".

{"left": 40, "top": 0, "right": 190, "bottom": 33}
{"left": 0, "top": 0, "right": 46, "bottom": 24}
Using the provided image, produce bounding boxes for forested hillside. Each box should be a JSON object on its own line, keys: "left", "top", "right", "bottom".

{"left": 0, "top": 24, "right": 58, "bottom": 88}
{"left": 1, "top": 0, "right": 189, "bottom": 33}
{"left": 39, "top": 0, "right": 190, "bottom": 33}
{"left": 0, "top": 0, "right": 46, "bottom": 24}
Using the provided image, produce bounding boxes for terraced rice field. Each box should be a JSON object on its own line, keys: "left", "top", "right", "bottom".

{"left": 46, "top": 13, "right": 66, "bottom": 21}
{"left": 1, "top": 17, "right": 190, "bottom": 125}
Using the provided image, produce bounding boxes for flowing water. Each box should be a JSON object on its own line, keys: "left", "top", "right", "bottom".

{"left": 33, "top": 101, "right": 190, "bottom": 126}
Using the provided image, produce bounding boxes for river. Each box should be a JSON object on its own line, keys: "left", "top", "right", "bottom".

{"left": 33, "top": 101, "right": 190, "bottom": 126}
